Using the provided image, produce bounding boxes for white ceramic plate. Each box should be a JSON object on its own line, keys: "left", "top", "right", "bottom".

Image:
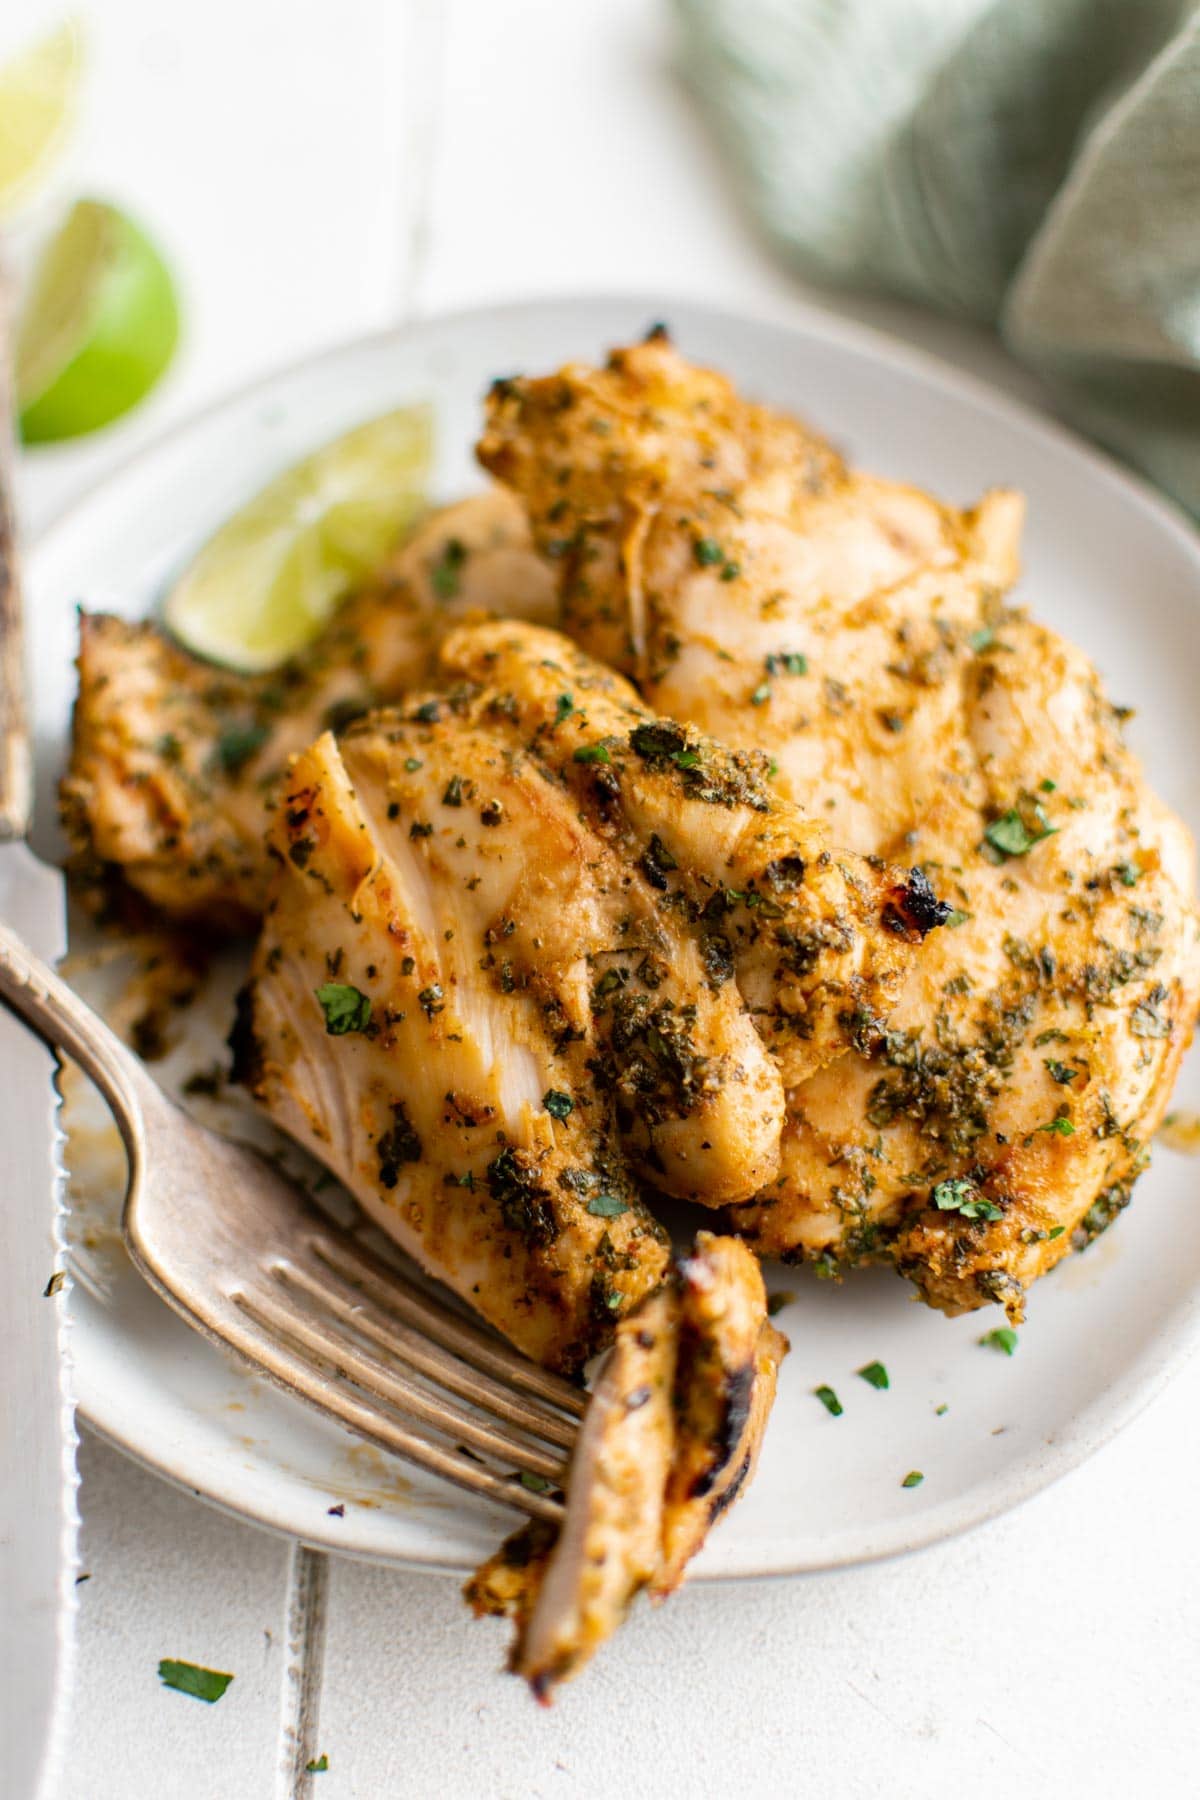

{"left": 28, "top": 296, "right": 1200, "bottom": 1578}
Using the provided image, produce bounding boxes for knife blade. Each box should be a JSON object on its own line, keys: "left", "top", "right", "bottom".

{"left": 0, "top": 288, "right": 77, "bottom": 1800}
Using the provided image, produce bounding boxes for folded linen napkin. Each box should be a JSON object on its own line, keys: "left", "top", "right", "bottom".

{"left": 676, "top": 0, "right": 1200, "bottom": 515}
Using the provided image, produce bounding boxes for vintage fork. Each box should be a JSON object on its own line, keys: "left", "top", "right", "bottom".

{"left": 0, "top": 920, "right": 581, "bottom": 1523}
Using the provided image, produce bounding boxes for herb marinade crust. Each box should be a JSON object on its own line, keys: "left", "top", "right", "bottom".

{"left": 482, "top": 334, "right": 1200, "bottom": 1323}
{"left": 233, "top": 618, "right": 925, "bottom": 1370}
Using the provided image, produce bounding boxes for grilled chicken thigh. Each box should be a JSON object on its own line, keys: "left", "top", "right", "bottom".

{"left": 63, "top": 489, "right": 555, "bottom": 929}
{"left": 234, "top": 619, "right": 932, "bottom": 1365}
{"left": 482, "top": 334, "right": 1200, "bottom": 1321}
{"left": 478, "top": 328, "right": 1022, "bottom": 714}
{"left": 465, "top": 1232, "right": 785, "bottom": 1698}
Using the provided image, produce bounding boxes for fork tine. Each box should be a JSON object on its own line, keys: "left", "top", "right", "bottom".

{"left": 238, "top": 1284, "right": 571, "bottom": 1482}
{"left": 278, "top": 1255, "right": 579, "bottom": 1451}
{"left": 308, "top": 1228, "right": 588, "bottom": 1417}
{"left": 226, "top": 1291, "right": 564, "bottom": 1521}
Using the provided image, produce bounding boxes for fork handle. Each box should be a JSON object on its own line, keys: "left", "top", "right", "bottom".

{"left": 0, "top": 919, "right": 150, "bottom": 1157}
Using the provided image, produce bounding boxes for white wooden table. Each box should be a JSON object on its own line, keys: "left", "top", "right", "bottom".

{"left": 11, "top": 3, "right": 1200, "bottom": 1795}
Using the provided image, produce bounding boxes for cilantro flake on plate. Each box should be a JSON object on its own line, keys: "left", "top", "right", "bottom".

{"left": 158, "top": 1659, "right": 234, "bottom": 1704}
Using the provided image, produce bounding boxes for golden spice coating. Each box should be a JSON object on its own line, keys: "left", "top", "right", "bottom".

{"left": 465, "top": 1233, "right": 786, "bottom": 1699}
{"left": 234, "top": 621, "right": 931, "bottom": 1365}
{"left": 481, "top": 334, "right": 1200, "bottom": 1322}
{"left": 62, "top": 489, "right": 556, "bottom": 929}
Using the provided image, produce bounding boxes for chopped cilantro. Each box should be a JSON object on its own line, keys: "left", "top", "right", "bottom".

{"left": 430, "top": 536, "right": 467, "bottom": 599}
{"left": 857, "top": 1361, "right": 889, "bottom": 1390}
{"left": 315, "top": 983, "right": 371, "bottom": 1036}
{"left": 719, "top": 561, "right": 741, "bottom": 582}
{"left": 749, "top": 680, "right": 771, "bottom": 707}
{"left": 553, "top": 693, "right": 576, "bottom": 726}
{"left": 1044, "top": 1059, "right": 1077, "bottom": 1085}
{"left": 943, "top": 907, "right": 971, "bottom": 928}
{"left": 306, "top": 1754, "right": 330, "bottom": 1773}
{"left": 980, "top": 1327, "right": 1018, "bottom": 1356}
{"left": 518, "top": 1470, "right": 551, "bottom": 1493}
{"left": 931, "top": 1178, "right": 1003, "bottom": 1222}
{"left": 764, "top": 650, "right": 809, "bottom": 677}
{"left": 901, "top": 1470, "right": 925, "bottom": 1489}
{"left": 1039, "top": 777, "right": 1058, "bottom": 794}
{"left": 573, "top": 742, "right": 612, "bottom": 764}
{"left": 158, "top": 1659, "right": 234, "bottom": 1703}
{"left": 404, "top": 756, "right": 423, "bottom": 772}
{"left": 982, "top": 806, "right": 1058, "bottom": 859}
{"left": 813, "top": 1385, "right": 843, "bottom": 1417}
{"left": 1115, "top": 861, "right": 1142, "bottom": 887}
{"left": 968, "top": 627, "right": 995, "bottom": 653}
{"left": 935, "top": 1403, "right": 949, "bottom": 1416}
{"left": 417, "top": 984, "right": 445, "bottom": 1018}
{"left": 693, "top": 537, "right": 725, "bottom": 566}
{"left": 766, "top": 1290, "right": 795, "bottom": 1317}
{"left": 543, "top": 1090, "right": 573, "bottom": 1120}
{"left": 586, "top": 1193, "right": 629, "bottom": 1218}
{"left": 1048, "top": 1225, "right": 1065, "bottom": 1239}
{"left": 1037, "top": 1116, "right": 1075, "bottom": 1136}
{"left": 216, "top": 723, "right": 269, "bottom": 774}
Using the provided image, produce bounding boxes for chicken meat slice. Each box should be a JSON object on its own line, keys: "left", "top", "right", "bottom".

{"left": 62, "top": 488, "right": 555, "bottom": 930}
{"left": 438, "top": 619, "right": 941, "bottom": 1100}
{"left": 464, "top": 1232, "right": 786, "bottom": 1699}
{"left": 478, "top": 327, "right": 1022, "bottom": 732}
{"left": 481, "top": 335, "right": 1200, "bottom": 1321}
{"left": 233, "top": 620, "right": 934, "bottom": 1365}
{"left": 655, "top": 1232, "right": 785, "bottom": 1596}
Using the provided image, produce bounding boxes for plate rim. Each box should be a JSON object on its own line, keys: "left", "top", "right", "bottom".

{"left": 37, "top": 289, "right": 1200, "bottom": 1579}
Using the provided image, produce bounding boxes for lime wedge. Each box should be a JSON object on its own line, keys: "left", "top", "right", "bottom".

{"left": 162, "top": 407, "right": 433, "bottom": 672}
{"left": 16, "top": 198, "right": 181, "bottom": 442}
{"left": 0, "top": 21, "right": 82, "bottom": 219}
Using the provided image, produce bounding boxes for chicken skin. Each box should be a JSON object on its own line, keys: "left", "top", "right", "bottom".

{"left": 233, "top": 620, "right": 933, "bottom": 1366}
{"left": 465, "top": 1232, "right": 786, "bottom": 1699}
{"left": 481, "top": 334, "right": 1200, "bottom": 1321}
{"left": 62, "top": 489, "right": 556, "bottom": 930}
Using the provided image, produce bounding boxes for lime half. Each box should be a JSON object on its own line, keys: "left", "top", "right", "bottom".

{"left": 162, "top": 407, "right": 433, "bottom": 673}
{"left": 0, "top": 21, "right": 82, "bottom": 219}
{"left": 17, "top": 198, "right": 181, "bottom": 442}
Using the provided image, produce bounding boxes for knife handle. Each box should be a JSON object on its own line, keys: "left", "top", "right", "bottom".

{"left": 0, "top": 276, "right": 31, "bottom": 845}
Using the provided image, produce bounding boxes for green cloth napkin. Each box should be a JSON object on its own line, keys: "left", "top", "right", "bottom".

{"left": 676, "top": 0, "right": 1200, "bottom": 515}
